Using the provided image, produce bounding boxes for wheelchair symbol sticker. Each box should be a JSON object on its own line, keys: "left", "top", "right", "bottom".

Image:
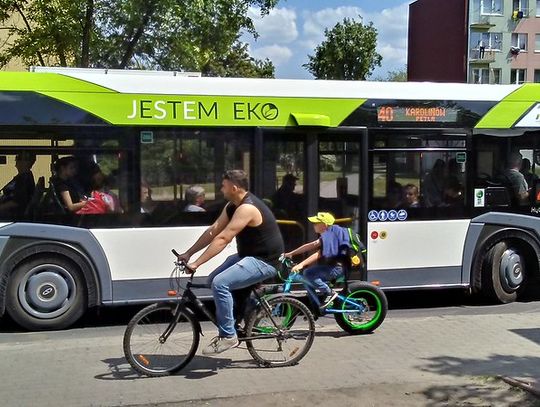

{"left": 368, "top": 210, "right": 379, "bottom": 222}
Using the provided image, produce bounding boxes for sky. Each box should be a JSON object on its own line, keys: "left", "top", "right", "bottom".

{"left": 243, "top": 0, "right": 414, "bottom": 79}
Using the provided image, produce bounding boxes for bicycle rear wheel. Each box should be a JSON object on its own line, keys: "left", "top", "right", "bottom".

{"left": 245, "top": 296, "right": 315, "bottom": 367}
{"left": 123, "top": 303, "right": 200, "bottom": 377}
{"left": 334, "top": 282, "right": 387, "bottom": 334}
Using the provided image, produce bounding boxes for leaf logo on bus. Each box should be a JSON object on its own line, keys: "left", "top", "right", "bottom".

{"left": 261, "top": 103, "right": 279, "bottom": 120}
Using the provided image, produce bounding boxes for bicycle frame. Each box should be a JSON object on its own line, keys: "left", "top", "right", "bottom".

{"left": 167, "top": 276, "right": 285, "bottom": 342}
{"left": 281, "top": 268, "right": 366, "bottom": 315}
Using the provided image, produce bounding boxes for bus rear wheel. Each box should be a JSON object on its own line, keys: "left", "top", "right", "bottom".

{"left": 482, "top": 241, "right": 524, "bottom": 304}
{"left": 6, "top": 255, "right": 87, "bottom": 330}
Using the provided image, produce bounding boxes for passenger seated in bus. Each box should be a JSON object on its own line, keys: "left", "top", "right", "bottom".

{"left": 76, "top": 170, "right": 115, "bottom": 215}
{"left": 140, "top": 180, "right": 155, "bottom": 214}
{"left": 387, "top": 181, "right": 403, "bottom": 208}
{"left": 102, "top": 172, "right": 123, "bottom": 213}
{"left": 504, "top": 152, "right": 530, "bottom": 205}
{"left": 402, "top": 184, "right": 421, "bottom": 208}
{"left": 184, "top": 185, "right": 206, "bottom": 212}
{"left": 272, "top": 173, "right": 301, "bottom": 219}
{"left": 52, "top": 156, "right": 89, "bottom": 213}
{"left": 283, "top": 212, "right": 350, "bottom": 309}
{"left": 422, "top": 159, "right": 446, "bottom": 207}
{"left": 520, "top": 158, "right": 538, "bottom": 190}
{"left": 441, "top": 178, "right": 463, "bottom": 207}
{"left": 0, "top": 152, "right": 36, "bottom": 218}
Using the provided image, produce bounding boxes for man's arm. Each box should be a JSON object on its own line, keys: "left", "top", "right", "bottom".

{"left": 177, "top": 204, "right": 231, "bottom": 261}
{"left": 190, "top": 204, "right": 256, "bottom": 269}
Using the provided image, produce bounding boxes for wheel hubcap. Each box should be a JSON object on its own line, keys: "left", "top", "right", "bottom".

{"left": 18, "top": 264, "right": 76, "bottom": 319}
{"left": 499, "top": 249, "right": 524, "bottom": 292}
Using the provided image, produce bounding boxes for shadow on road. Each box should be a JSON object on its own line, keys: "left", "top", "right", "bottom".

{"left": 419, "top": 354, "right": 540, "bottom": 381}
{"left": 96, "top": 355, "right": 261, "bottom": 381}
{"left": 510, "top": 328, "right": 540, "bottom": 347}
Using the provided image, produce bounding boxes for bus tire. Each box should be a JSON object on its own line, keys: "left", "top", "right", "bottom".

{"left": 482, "top": 241, "right": 524, "bottom": 304}
{"left": 6, "top": 255, "right": 87, "bottom": 330}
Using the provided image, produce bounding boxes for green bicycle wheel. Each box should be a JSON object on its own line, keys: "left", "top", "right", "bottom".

{"left": 334, "top": 282, "right": 387, "bottom": 334}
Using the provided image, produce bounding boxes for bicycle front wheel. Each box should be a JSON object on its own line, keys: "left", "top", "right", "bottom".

{"left": 123, "top": 303, "right": 200, "bottom": 377}
{"left": 245, "top": 296, "right": 315, "bottom": 367}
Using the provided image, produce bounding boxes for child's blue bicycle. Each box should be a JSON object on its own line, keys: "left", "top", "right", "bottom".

{"left": 276, "top": 256, "right": 387, "bottom": 335}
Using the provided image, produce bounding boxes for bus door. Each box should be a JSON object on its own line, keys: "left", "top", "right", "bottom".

{"left": 316, "top": 130, "right": 366, "bottom": 235}
{"left": 317, "top": 129, "right": 367, "bottom": 280}
{"left": 259, "top": 129, "right": 309, "bottom": 252}
{"left": 367, "top": 129, "right": 469, "bottom": 288}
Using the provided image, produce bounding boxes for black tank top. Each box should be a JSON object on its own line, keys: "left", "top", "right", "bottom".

{"left": 226, "top": 192, "right": 284, "bottom": 267}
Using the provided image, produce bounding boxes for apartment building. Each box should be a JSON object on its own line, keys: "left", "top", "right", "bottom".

{"left": 408, "top": 0, "right": 540, "bottom": 84}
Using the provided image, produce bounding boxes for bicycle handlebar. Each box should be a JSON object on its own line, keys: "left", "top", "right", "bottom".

{"left": 171, "top": 249, "right": 196, "bottom": 275}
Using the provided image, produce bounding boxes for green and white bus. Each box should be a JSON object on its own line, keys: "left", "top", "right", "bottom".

{"left": 1, "top": 67, "right": 539, "bottom": 330}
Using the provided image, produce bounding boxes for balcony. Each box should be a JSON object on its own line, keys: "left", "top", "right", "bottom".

{"left": 469, "top": 49, "right": 496, "bottom": 63}
{"left": 470, "top": 18, "right": 496, "bottom": 29}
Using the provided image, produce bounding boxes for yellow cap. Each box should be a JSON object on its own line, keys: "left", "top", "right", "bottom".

{"left": 307, "top": 212, "right": 335, "bottom": 226}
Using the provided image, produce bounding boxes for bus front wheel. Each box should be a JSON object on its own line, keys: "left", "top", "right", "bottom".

{"left": 6, "top": 255, "right": 87, "bottom": 330}
{"left": 482, "top": 241, "right": 524, "bottom": 304}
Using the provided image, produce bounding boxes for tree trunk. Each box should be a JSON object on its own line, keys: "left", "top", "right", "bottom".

{"left": 80, "top": 0, "right": 94, "bottom": 68}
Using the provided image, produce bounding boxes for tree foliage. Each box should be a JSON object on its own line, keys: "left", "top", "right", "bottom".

{"left": 373, "top": 66, "right": 408, "bottom": 82}
{"left": 0, "top": 0, "right": 276, "bottom": 77}
{"left": 303, "top": 17, "right": 382, "bottom": 80}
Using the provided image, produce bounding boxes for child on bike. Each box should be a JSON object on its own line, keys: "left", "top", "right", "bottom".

{"left": 283, "top": 212, "right": 352, "bottom": 309}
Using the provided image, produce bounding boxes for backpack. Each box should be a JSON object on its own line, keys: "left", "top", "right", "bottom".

{"left": 76, "top": 191, "right": 110, "bottom": 215}
{"left": 346, "top": 228, "right": 366, "bottom": 268}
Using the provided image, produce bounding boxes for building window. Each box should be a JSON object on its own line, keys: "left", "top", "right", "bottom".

{"left": 511, "top": 68, "right": 527, "bottom": 83}
{"left": 511, "top": 33, "right": 528, "bottom": 51}
{"left": 470, "top": 32, "right": 502, "bottom": 54}
{"left": 492, "top": 68, "right": 501, "bottom": 84}
{"left": 534, "top": 70, "right": 540, "bottom": 82}
{"left": 535, "top": 34, "right": 540, "bottom": 51}
{"left": 513, "top": 0, "right": 529, "bottom": 17}
{"left": 482, "top": 0, "right": 503, "bottom": 15}
{"left": 537, "top": 0, "right": 540, "bottom": 16}
{"left": 472, "top": 68, "right": 490, "bottom": 84}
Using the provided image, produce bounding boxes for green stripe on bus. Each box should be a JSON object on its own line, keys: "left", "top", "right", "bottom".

{"left": 0, "top": 72, "right": 115, "bottom": 93}
{"left": 475, "top": 101, "right": 535, "bottom": 128}
{"left": 475, "top": 83, "right": 540, "bottom": 128}
{"left": 38, "top": 91, "right": 365, "bottom": 127}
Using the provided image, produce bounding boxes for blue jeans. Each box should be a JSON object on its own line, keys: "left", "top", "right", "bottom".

{"left": 207, "top": 254, "right": 277, "bottom": 337}
{"left": 299, "top": 264, "right": 343, "bottom": 296}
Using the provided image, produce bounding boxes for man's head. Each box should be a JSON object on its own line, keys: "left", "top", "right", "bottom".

{"left": 221, "top": 170, "right": 249, "bottom": 201}
{"left": 185, "top": 185, "right": 205, "bottom": 206}
{"left": 509, "top": 152, "right": 523, "bottom": 170}
{"left": 308, "top": 211, "right": 335, "bottom": 233}
{"left": 15, "top": 151, "right": 36, "bottom": 171}
{"left": 282, "top": 173, "right": 298, "bottom": 191}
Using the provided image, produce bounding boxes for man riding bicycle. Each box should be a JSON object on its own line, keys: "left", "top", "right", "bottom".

{"left": 175, "top": 170, "right": 284, "bottom": 355}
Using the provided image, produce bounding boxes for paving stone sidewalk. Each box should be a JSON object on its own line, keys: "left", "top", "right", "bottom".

{"left": 1, "top": 308, "right": 539, "bottom": 406}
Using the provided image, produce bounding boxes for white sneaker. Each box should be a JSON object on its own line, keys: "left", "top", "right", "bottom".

{"left": 202, "top": 335, "right": 239, "bottom": 355}
{"left": 320, "top": 291, "right": 338, "bottom": 309}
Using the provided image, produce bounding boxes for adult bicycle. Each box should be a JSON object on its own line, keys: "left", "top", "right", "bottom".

{"left": 123, "top": 250, "right": 316, "bottom": 377}
{"left": 277, "top": 256, "right": 388, "bottom": 335}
